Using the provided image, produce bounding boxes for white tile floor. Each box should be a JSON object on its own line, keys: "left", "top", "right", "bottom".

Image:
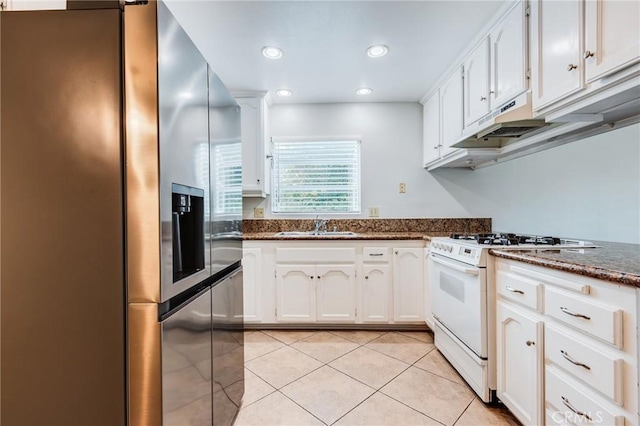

{"left": 235, "top": 330, "right": 520, "bottom": 426}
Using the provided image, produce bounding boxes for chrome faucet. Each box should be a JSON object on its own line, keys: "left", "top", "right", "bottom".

{"left": 313, "top": 216, "right": 328, "bottom": 234}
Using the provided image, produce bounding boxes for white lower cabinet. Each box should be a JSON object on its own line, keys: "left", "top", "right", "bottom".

{"left": 276, "top": 263, "right": 358, "bottom": 323}
{"left": 316, "top": 265, "right": 356, "bottom": 322}
{"left": 496, "top": 258, "right": 638, "bottom": 426}
{"left": 243, "top": 240, "right": 426, "bottom": 326}
{"left": 276, "top": 264, "right": 317, "bottom": 322}
{"left": 361, "top": 263, "right": 391, "bottom": 323}
{"left": 496, "top": 300, "right": 544, "bottom": 426}
{"left": 242, "top": 247, "right": 263, "bottom": 322}
{"left": 393, "top": 248, "right": 425, "bottom": 322}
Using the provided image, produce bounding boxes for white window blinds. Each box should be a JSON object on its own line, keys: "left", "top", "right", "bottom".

{"left": 272, "top": 139, "right": 361, "bottom": 213}
{"left": 212, "top": 141, "right": 242, "bottom": 216}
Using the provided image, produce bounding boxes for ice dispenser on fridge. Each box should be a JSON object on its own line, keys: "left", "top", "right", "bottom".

{"left": 171, "top": 183, "right": 205, "bottom": 283}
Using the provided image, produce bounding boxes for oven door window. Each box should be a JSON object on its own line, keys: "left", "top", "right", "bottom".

{"left": 430, "top": 255, "right": 488, "bottom": 358}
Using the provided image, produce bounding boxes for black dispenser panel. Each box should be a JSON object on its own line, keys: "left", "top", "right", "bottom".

{"left": 172, "top": 183, "right": 205, "bottom": 283}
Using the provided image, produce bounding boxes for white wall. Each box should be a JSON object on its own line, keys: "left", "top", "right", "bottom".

{"left": 249, "top": 102, "right": 640, "bottom": 243}
{"left": 247, "top": 102, "right": 473, "bottom": 219}
{"left": 433, "top": 123, "right": 640, "bottom": 243}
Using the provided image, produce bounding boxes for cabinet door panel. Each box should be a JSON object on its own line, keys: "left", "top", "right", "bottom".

{"left": 464, "top": 38, "right": 491, "bottom": 127}
{"left": 362, "top": 264, "right": 391, "bottom": 323}
{"left": 393, "top": 248, "right": 424, "bottom": 322}
{"left": 242, "top": 248, "right": 262, "bottom": 322}
{"left": 531, "top": 0, "right": 584, "bottom": 110}
{"left": 316, "top": 265, "right": 356, "bottom": 322}
{"left": 491, "top": 1, "right": 527, "bottom": 107}
{"left": 439, "top": 69, "right": 463, "bottom": 157}
{"left": 497, "top": 301, "right": 543, "bottom": 426}
{"left": 276, "top": 265, "right": 316, "bottom": 322}
{"left": 422, "top": 93, "right": 440, "bottom": 166}
{"left": 585, "top": 0, "right": 640, "bottom": 82}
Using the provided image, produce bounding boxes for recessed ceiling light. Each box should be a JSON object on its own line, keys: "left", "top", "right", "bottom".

{"left": 261, "top": 46, "right": 283, "bottom": 60}
{"left": 367, "top": 45, "right": 389, "bottom": 58}
{"left": 276, "top": 89, "right": 293, "bottom": 97}
{"left": 356, "top": 87, "right": 373, "bottom": 96}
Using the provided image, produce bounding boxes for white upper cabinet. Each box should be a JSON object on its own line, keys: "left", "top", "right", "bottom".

{"left": 439, "top": 68, "right": 464, "bottom": 157}
{"left": 490, "top": 0, "right": 528, "bottom": 107}
{"left": 530, "top": 0, "right": 585, "bottom": 111}
{"left": 464, "top": 38, "right": 492, "bottom": 127}
{"left": 422, "top": 93, "right": 441, "bottom": 166}
{"left": 584, "top": 0, "right": 640, "bottom": 83}
{"left": 235, "top": 94, "right": 271, "bottom": 198}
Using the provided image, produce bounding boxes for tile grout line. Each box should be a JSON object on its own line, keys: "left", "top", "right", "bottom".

{"left": 451, "top": 396, "right": 477, "bottom": 425}
{"left": 275, "top": 389, "right": 330, "bottom": 426}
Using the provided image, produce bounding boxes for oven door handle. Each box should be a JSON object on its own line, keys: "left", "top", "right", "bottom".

{"left": 430, "top": 254, "right": 480, "bottom": 276}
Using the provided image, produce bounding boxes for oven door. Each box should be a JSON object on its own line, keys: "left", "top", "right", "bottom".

{"left": 430, "top": 253, "right": 488, "bottom": 358}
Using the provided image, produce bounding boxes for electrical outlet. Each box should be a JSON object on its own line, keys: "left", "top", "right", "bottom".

{"left": 368, "top": 207, "right": 380, "bottom": 217}
{"left": 254, "top": 207, "right": 265, "bottom": 218}
{"left": 399, "top": 182, "right": 406, "bottom": 193}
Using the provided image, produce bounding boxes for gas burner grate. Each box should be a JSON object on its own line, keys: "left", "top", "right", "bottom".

{"left": 477, "top": 233, "right": 519, "bottom": 246}
{"left": 516, "top": 235, "right": 561, "bottom": 245}
{"left": 450, "top": 233, "right": 479, "bottom": 241}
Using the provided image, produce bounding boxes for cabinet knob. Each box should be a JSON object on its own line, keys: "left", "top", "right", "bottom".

{"left": 395, "top": 251, "right": 399, "bottom": 255}
{"left": 317, "top": 276, "right": 321, "bottom": 279}
{"left": 310, "top": 276, "right": 314, "bottom": 279}
{"left": 480, "top": 96, "right": 487, "bottom": 101}
{"left": 584, "top": 50, "right": 595, "bottom": 59}
{"left": 526, "top": 340, "right": 535, "bottom": 346}
{"left": 433, "top": 146, "right": 440, "bottom": 150}
{"left": 489, "top": 90, "right": 495, "bottom": 94}
{"left": 567, "top": 64, "right": 578, "bottom": 71}
{"left": 364, "top": 276, "right": 369, "bottom": 280}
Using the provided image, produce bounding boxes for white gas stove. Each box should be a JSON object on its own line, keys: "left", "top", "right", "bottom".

{"left": 428, "top": 233, "right": 596, "bottom": 403}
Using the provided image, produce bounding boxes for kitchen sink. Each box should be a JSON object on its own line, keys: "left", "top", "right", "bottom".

{"left": 274, "top": 231, "right": 358, "bottom": 237}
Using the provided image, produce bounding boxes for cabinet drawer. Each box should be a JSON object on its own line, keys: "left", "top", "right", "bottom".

{"left": 362, "top": 247, "right": 389, "bottom": 263}
{"left": 496, "top": 270, "right": 542, "bottom": 311}
{"left": 546, "top": 367, "right": 624, "bottom": 426}
{"left": 545, "top": 286, "right": 623, "bottom": 348}
{"left": 546, "top": 325, "right": 623, "bottom": 405}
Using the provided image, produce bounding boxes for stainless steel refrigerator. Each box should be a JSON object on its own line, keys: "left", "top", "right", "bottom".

{"left": 0, "top": 1, "right": 244, "bottom": 425}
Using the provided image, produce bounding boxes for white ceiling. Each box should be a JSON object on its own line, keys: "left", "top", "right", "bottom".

{"left": 164, "top": 0, "right": 505, "bottom": 105}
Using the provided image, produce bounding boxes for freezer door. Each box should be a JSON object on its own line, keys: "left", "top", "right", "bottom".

{"left": 162, "top": 288, "right": 213, "bottom": 425}
{"left": 158, "top": 1, "right": 211, "bottom": 301}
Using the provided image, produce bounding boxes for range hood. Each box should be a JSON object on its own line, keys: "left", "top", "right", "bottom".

{"left": 452, "top": 91, "right": 550, "bottom": 149}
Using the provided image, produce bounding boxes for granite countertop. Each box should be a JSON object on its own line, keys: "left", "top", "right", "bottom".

{"left": 243, "top": 232, "right": 429, "bottom": 241}
{"left": 490, "top": 241, "right": 640, "bottom": 287}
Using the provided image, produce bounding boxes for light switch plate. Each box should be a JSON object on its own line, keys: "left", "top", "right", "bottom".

{"left": 399, "top": 182, "right": 406, "bottom": 193}
{"left": 369, "top": 207, "right": 380, "bottom": 217}
{"left": 254, "top": 207, "right": 265, "bottom": 218}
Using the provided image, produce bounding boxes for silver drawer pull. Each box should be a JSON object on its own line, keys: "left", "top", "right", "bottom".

{"left": 561, "top": 396, "right": 592, "bottom": 421}
{"left": 369, "top": 253, "right": 384, "bottom": 256}
{"left": 560, "top": 306, "right": 591, "bottom": 320}
{"left": 505, "top": 286, "right": 524, "bottom": 295}
{"left": 560, "top": 350, "right": 591, "bottom": 370}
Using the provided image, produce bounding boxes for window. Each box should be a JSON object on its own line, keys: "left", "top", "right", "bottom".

{"left": 212, "top": 141, "right": 242, "bottom": 216}
{"left": 272, "top": 138, "right": 361, "bottom": 213}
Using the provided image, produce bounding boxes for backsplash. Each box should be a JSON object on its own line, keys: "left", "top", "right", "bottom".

{"left": 243, "top": 218, "right": 491, "bottom": 235}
